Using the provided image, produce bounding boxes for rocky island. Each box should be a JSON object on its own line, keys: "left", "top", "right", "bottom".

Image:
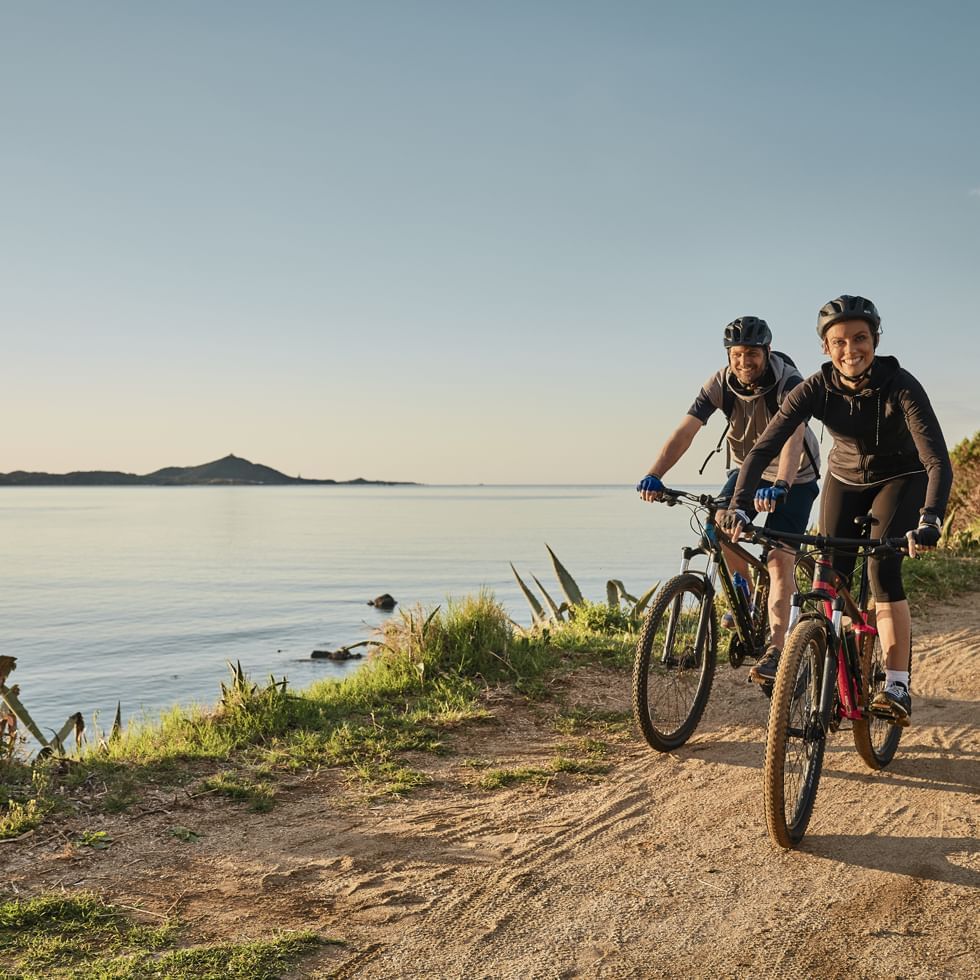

{"left": 0, "top": 454, "right": 415, "bottom": 487}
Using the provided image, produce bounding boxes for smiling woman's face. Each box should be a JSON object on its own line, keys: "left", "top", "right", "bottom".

{"left": 823, "top": 319, "right": 876, "bottom": 379}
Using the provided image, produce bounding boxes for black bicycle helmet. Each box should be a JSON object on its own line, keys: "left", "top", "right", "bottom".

{"left": 816, "top": 295, "right": 881, "bottom": 339}
{"left": 723, "top": 316, "right": 771, "bottom": 348}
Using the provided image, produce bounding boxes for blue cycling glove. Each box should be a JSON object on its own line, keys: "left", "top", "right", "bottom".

{"left": 637, "top": 474, "right": 664, "bottom": 494}
{"left": 755, "top": 480, "right": 789, "bottom": 509}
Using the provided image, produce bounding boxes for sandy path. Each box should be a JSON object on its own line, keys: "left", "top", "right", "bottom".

{"left": 4, "top": 597, "right": 978, "bottom": 978}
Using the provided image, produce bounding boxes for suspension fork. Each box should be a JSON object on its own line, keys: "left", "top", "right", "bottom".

{"left": 787, "top": 592, "right": 803, "bottom": 636}
{"left": 661, "top": 547, "right": 716, "bottom": 664}
{"left": 692, "top": 559, "right": 718, "bottom": 657}
{"left": 817, "top": 596, "right": 845, "bottom": 728}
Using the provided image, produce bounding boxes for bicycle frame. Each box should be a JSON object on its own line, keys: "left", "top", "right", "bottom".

{"left": 662, "top": 490, "right": 773, "bottom": 663}
{"left": 772, "top": 526, "right": 903, "bottom": 735}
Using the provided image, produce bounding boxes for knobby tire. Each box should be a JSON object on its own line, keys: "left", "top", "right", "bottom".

{"left": 632, "top": 574, "right": 717, "bottom": 752}
{"left": 764, "top": 618, "right": 827, "bottom": 849}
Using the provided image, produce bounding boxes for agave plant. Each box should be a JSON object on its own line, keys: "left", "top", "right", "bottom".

{"left": 510, "top": 545, "right": 659, "bottom": 627}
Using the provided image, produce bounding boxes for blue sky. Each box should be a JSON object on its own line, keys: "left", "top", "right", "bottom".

{"left": 3, "top": 1, "right": 978, "bottom": 483}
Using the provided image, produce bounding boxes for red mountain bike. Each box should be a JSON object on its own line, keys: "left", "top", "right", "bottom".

{"left": 748, "top": 520, "right": 909, "bottom": 849}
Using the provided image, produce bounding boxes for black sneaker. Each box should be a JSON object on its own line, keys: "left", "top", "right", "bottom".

{"left": 749, "top": 646, "right": 780, "bottom": 685}
{"left": 870, "top": 682, "right": 912, "bottom": 726}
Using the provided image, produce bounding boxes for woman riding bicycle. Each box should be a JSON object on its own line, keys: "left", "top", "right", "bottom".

{"left": 725, "top": 295, "right": 953, "bottom": 725}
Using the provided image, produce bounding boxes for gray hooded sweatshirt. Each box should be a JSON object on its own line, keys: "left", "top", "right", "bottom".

{"left": 687, "top": 352, "right": 820, "bottom": 485}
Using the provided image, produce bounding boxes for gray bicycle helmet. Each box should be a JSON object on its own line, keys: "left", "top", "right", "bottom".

{"left": 817, "top": 295, "right": 881, "bottom": 339}
{"left": 723, "top": 316, "right": 771, "bottom": 348}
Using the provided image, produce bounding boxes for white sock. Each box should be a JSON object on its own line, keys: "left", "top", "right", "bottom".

{"left": 885, "top": 670, "right": 910, "bottom": 689}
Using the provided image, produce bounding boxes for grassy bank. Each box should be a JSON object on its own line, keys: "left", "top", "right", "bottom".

{"left": 0, "top": 591, "right": 630, "bottom": 828}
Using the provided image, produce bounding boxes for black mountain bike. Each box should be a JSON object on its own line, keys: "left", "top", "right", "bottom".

{"left": 631, "top": 488, "right": 814, "bottom": 752}
{"left": 751, "top": 519, "right": 909, "bottom": 848}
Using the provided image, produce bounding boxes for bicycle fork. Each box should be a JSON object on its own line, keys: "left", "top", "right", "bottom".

{"left": 661, "top": 547, "right": 718, "bottom": 666}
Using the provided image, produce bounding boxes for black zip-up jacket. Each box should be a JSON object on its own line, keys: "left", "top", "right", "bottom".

{"left": 733, "top": 355, "right": 952, "bottom": 519}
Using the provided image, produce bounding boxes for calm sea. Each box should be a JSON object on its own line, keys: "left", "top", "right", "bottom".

{"left": 0, "top": 485, "right": 710, "bottom": 739}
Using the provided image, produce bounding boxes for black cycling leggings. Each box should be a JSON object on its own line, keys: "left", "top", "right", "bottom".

{"left": 819, "top": 472, "right": 928, "bottom": 603}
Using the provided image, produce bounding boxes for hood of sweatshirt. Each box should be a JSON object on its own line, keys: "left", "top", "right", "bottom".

{"left": 820, "top": 354, "right": 901, "bottom": 401}
{"left": 725, "top": 352, "right": 796, "bottom": 403}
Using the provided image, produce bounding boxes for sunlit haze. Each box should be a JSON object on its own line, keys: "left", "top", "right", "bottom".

{"left": 4, "top": 2, "right": 978, "bottom": 484}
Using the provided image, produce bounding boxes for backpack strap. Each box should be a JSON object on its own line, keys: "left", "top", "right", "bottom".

{"left": 698, "top": 418, "right": 731, "bottom": 476}
{"left": 698, "top": 378, "right": 735, "bottom": 475}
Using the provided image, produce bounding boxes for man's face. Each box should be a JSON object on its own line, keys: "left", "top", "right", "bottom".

{"left": 728, "top": 345, "right": 767, "bottom": 385}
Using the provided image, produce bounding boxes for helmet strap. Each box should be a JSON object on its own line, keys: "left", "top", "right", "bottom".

{"left": 834, "top": 359, "right": 875, "bottom": 386}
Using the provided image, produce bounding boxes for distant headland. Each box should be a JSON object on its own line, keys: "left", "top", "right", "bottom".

{"left": 0, "top": 454, "right": 417, "bottom": 487}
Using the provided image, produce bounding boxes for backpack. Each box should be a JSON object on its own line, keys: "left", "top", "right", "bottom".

{"left": 698, "top": 351, "right": 821, "bottom": 478}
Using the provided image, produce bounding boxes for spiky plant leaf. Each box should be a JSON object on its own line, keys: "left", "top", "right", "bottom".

{"left": 510, "top": 563, "right": 545, "bottom": 623}
{"left": 422, "top": 605, "right": 442, "bottom": 639}
{"left": 545, "top": 544, "right": 585, "bottom": 606}
{"left": 632, "top": 582, "right": 661, "bottom": 618}
{"left": 532, "top": 575, "right": 565, "bottom": 621}
{"left": 608, "top": 579, "right": 638, "bottom": 605}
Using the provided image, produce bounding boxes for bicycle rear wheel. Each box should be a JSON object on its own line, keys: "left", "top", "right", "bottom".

{"left": 764, "top": 618, "right": 827, "bottom": 848}
{"left": 632, "top": 573, "right": 717, "bottom": 752}
{"left": 852, "top": 612, "right": 902, "bottom": 769}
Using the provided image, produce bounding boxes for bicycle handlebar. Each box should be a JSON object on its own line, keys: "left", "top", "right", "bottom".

{"left": 745, "top": 525, "right": 909, "bottom": 554}
{"left": 651, "top": 486, "right": 909, "bottom": 555}
{"left": 657, "top": 487, "right": 721, "bottom": 508}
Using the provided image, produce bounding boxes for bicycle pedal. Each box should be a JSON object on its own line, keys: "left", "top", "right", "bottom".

{"left": 868, "top": 704, "right": 910, "bottom": 727}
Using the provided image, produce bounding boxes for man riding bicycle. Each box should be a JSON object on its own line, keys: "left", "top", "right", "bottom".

{"left": 637, "top": 316, "right": 820, "bottom": 681}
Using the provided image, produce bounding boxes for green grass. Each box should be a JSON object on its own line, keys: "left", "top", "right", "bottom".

{"left": 553, "top": 706, "right": 633, "bottom": 739}
{"left": 0, "top": 892, "right": 332, "bottom": 979}
{"left": 902, "top": 550, "right": 980, "bottom": 617}
{"left": 0, "top": 798, "right": 46, "bottom": 840}
{"left": 478, "top": 738, "right": 611, "bottom": 790}
{"left": 477, "top": 766, "right": 553, "bottom": 790}
{"left": 76, "top": 830, "right": 112, "bottom": 850}
{"left": 197, "top": 771, "right": 277, "bottom": 812}
{"left": 541, "top": 602, "right": 636, "bottom": 668}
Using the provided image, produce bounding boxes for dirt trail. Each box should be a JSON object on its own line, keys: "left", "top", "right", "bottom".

{"left": 3, "top": 598, "right": 978, "bottom": 978}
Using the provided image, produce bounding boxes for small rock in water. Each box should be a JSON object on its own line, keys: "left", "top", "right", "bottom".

{"left": 311, "top": 647, "right": 364, "bottom": 661}
{"left": 368, "top": 593, "right": 397, "bottom": 610}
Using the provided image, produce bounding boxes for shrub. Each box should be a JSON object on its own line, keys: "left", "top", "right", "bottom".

{"left": 946, "top": 431, "right": 980, "bottom": 547}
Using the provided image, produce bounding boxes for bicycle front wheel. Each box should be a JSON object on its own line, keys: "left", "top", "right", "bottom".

{"left": 764, "top": 618, "right": 827, "bottom": 848}
{"left": 632, "top": 573, "right": 717, "bottom": 752}
{"left": 852, "top": 617, "right": 902, "bottom": 770}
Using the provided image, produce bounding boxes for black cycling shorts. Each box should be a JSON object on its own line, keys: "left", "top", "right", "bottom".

{"left": 719, "top": 470, "right": 819, "bottom": 538}
{"left": 819, "top": 471, "right": 928, "bottom": 603}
